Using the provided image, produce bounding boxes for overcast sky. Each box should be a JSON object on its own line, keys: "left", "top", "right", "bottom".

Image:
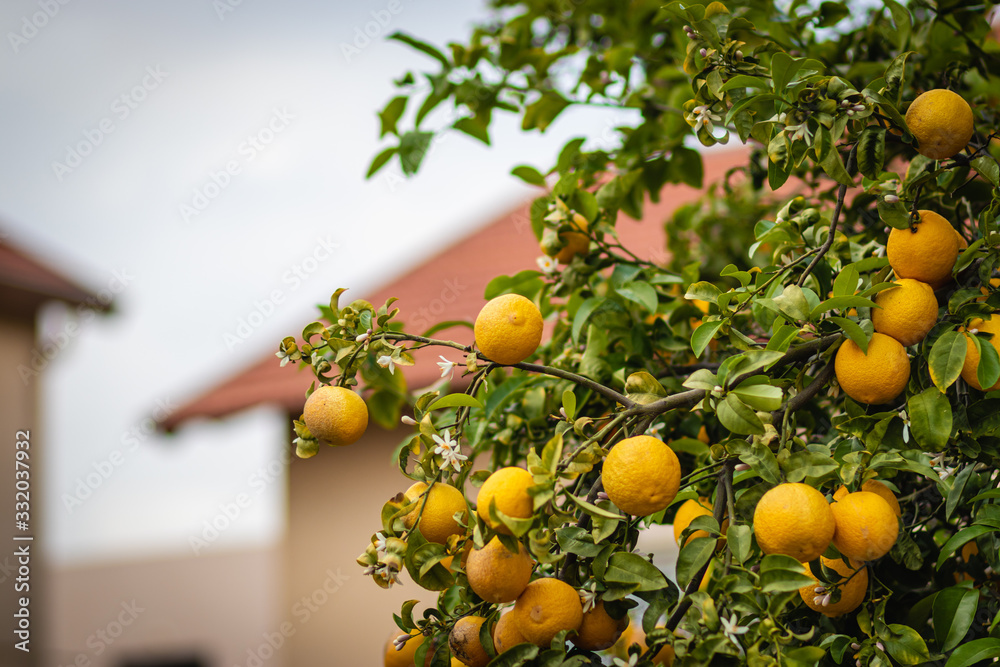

{"left": 0, "top": 0, "right": 636, "bottom": 565}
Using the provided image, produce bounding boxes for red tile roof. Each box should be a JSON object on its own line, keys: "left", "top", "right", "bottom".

{"left": 0, "top": 232, "right": 109, "bottom": 319}
{"left": 160, "top": 148, "right": 750, "bottom": 431}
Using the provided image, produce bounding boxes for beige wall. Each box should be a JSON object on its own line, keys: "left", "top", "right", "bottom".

{"left": 285, "top": 425, "right": 437, "bottom": 666}
{"left": 50, "top": 546, "right": 284, "bottom": 667}
{"left": 0, "top": 316, "right": 44, "bottom": 667}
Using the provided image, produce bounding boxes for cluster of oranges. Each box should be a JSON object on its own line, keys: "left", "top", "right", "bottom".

{"left": 833, "top": 89, "right": 993, "bottom": 404}
{"left": 291, "top": 85, "right": 991, "bottom": 666}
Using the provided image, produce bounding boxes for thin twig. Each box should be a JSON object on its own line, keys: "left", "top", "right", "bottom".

{"left": 797, "top": 146, "right": 858, "bottom": 287}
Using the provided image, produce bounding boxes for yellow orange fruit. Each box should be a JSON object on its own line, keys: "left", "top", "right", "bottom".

{"left": 834, "top": 333, "right": 911, "bottom": 405}
{"left": 493, "top": 612, "right": 526, "bottom": 654}
{"left": 905, "top": 89, "right": 975, "bottom": 160}
{"left": 474, "top": 294, "right": 544, "bottom": 365}
{"left": 511, "top": 578, "right": 583, "bottom": 646}
{"left": 833, "top": 480, "right": 901, "bottom": 516}
{"left": 465, "top": 537, "right": 534, "bottom": 603}
{"left": 887, "top": 210, "right": 960, "bottom": 286}
{"left": 477, "top": 467, "right": 534, "bottom": 534}
{"left": 385, "top": 629, "right": 425, "bottom": 667}
{"left": 602, "top": 436, "right": 681, "bottom": 516}
{"left": 302, "top": 385, "right": 368, "bottom": 447}
{"left": 403, "top": 482, "right": 468, "bottom": 545}
{"left": 571, "top": 601, "right": 629, "bottom": 651}
{"left": 672, "top": 497, "right": 720, "bottom": 545}
{"left": 871, "top": 279, "right": 938, "bottom": 347}
{"left": 799, "top": 556, "right": 869, "bottom": 617}
{"left": 753, "top": 483, "right": 835, "bottom": 562}
{"left": 543, "top": 212, "right": 590, "bottom": 264}
{"left": 830, "top": 491, "right": 899, "bottom": 561}
{"left": 449, "top": 616, "right": 491, "bottom": 667}
{"left": 962, "top": 314, "right": 1000, "bottom": 391}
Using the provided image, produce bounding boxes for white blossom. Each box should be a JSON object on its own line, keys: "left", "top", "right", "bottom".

{"left": 692, "top": 105, "right": 723, "bottom": 134}
{"left": 377, "top": 355, "right": 396, "bottom": 374}
{"left": 720, "top": 612, "right": 749, "bottom": 648}
{"left": 374, "top": 532, "right": 388, "bottom": 558}
{"left": 432, "top": 430, "right": 469, "bottom": 472}
{"left": 536, "top": 255, "right": 558, "bottom": 274}
{"left": 437, "top": 356, "right": 458, "bottom": 380}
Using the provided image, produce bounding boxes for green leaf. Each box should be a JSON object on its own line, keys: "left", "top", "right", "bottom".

{"left": 522, "top": 92, "right": 570, "bottom": 132}
{"left": 625, "top": 371, "right": 668, "bottom": 405}
{"left": 727, "top": 524, "right": 752, "bottom": 564}
{"left": 379, "top": 96, "right": 408, "bottom": 137}
{"left": 511, "top": 165, "right": 547, "bottom": 186}
{"left": 883, "top": 0, "right": 912, "bottom": 50}
{"left": 732, "top": 383, "right": 783, "bottom": 411}
{"left": 605, "top": 552, "right": 669, "bottom": 592}
{"left": 487, "top": 643, "right": 539, "bottom": 667}
{"left": 772, "top": 284, "right": 812, "bottom": 322}
{"left": 767, "top": 324, "right": 800, "bottom": 353}
{"left": 830, "top": 318, "right": 868, "bottom": 354}
{"left": 366, "top": 146, "right": 397, "bottom": 178}
{"left": 882, "top": 624, "right": 930, "bottom": 665}
{"left": 562, "top": 389, "right": 577, "bottom": 421}
{"left": 718, "top": 393, "right": 765, "bottom": 436}
{"left": 945, "top": 463, "right": 974, "bottom": 522}
{"left": 770, "top": 52, "right": 804, "bottom": 91}
{"left": 691, "top": 319, "right": 724, "bottom": 357}
{"left": 398, "top": 131, "right": 434, "bottom": 175}
{"left": 976, "top": 333, "right": 1000, "bottom": 390}
{"left": 972, "top": 156, "right": 1000, "bottom": 188}
{"left": 453, "top": 117, "right": 490, "bottom": 145}
{"left": 878, "top": 196, "right": 911, "bottom": 229}
{"left": 933, "top": 586, "right": 980, "bottom": 652}
{"left": 388, "top": 32, "right": 450, "bottom": 68}
{"left": 944, "top": 638, "right": 1000, "bottom": 667}
{"left": 425, "top": 394, "right": 483, "bottom": 411}
{"left": 618, "top": 281, "right": 658, "bottom": 313}
{"left": 685, "top": 281, "right": 723, "bottom": 304}
{"left": 937, "top": 525, "right": 997, "bottom": 568}
{"left": 820, "top": 147, "right": 854, "bottom": 186}
{"left": 907, "top": 387, "right": 952, "bottom": 450}
{"left": 572, "top": 297, "right": 608, "bottom": 345}
{"left": 812, "top": 295, "right": 878, "bottom": 317}
{"left": 675, "top": 537, "right": 715, "bottom": 589}
{"left": 833, "top": 265, "right": 861, "bottom": 297}
{"left": 759, "top": 554, "right": 813, "bottom": 592}
{"left": 856, "top": 127, "right": 886, "bottom": 180}
{"left": 929, "top": 331, "right": 967, "bottom": 391}
{"left": 568, "top": 494, "right": 623, "bottom": 520}
{"left": 882, "top": 51, "right": 913, "bottom": 106}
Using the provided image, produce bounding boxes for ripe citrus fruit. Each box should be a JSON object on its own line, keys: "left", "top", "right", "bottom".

{"left": 672, "top": 497, "right": 726, "bottom": 545}
{"left": 449, "top": 616, "right": 491, "bottom": 667}
{"left": 830, "top": 491, "right": 899, "bottom": 561}
{"left": 833, "top": 479, "right": 901, "bottom": 516}
{"left": 753, "top": 483, "right": 835, "bottom": 562}
{"left": 511, "top": 578, "right": 584, "bottom": 646}
{"left": 474, "top": 294, "right": 544, "bottom": 365}
{"left": 602, "top": 436, "right": 681, "bottom": 516}
{"left": 465, "top": 536, "right": 534, "bottom": 603}
{"left": 477, "top": 467, "right": 534, "bottom": 534}
{"left": 543, "top": 212, "right": 590, "bottom": 264}
{"left": 385, "top": 629, "right": 425, "bottom": 667}
{"left": 905, "top": 89, "right": 974, "bottom": 160}
{"left": 403, "top": 482, "right": 468, "bottom": 545}
{"left": 798, "top": 556, "right": 868, "bottom": 617}
{"left": 493, "top": 611, "right": 526, "bottom": 653}
{"left": 834, "top": 333, "right": 911, "bottom": 405}
{"left": 886, "top": 210, "right": 960, "bottom": 286}
{"left": 962, "top": 314, "right": 1000, "bottom": 391}
{"left": 570, "top": 601, "right": 629, "bottom": 651}
{"left": 871, "top": 279, "right": 938, "bottom": 347}
{"left": 302, "top": 385, "right": 368, "bottom": 447}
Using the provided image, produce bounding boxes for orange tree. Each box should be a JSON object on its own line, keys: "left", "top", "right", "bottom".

{"left": 278, "top": 2, "right": 1000, "bottom": 666}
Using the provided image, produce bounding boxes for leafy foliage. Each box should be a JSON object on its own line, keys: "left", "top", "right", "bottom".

{"left": 282, "top": 1, "right": 1000, "bottom": 665}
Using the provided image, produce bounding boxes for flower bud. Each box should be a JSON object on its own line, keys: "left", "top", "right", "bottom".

{"left": 700, "top": 48, "right": 708, "bottom": 57}
{"left": 401, "top": 415, "right": 417, "bottom": 426}
{"left": 884, "top": 194, "right": 899, "bottom": 204}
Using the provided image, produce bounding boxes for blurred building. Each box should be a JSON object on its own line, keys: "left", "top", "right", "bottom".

{"left": 0, "top": 230, "right": 112, "bottom": 667}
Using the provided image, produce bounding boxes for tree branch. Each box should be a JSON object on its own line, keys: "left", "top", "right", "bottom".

{"left": 770, "top": 358, "right": 837, "bottom": 425}
{"left": 797, "top": 146, "right": 858, "bottom": 287}
{"left": 512, "top": 361, "right": 635, "bottom": 408}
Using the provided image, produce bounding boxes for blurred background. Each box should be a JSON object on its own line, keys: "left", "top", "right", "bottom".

{"left": 0, "top": 1, "right": 716, "bottom": 665}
